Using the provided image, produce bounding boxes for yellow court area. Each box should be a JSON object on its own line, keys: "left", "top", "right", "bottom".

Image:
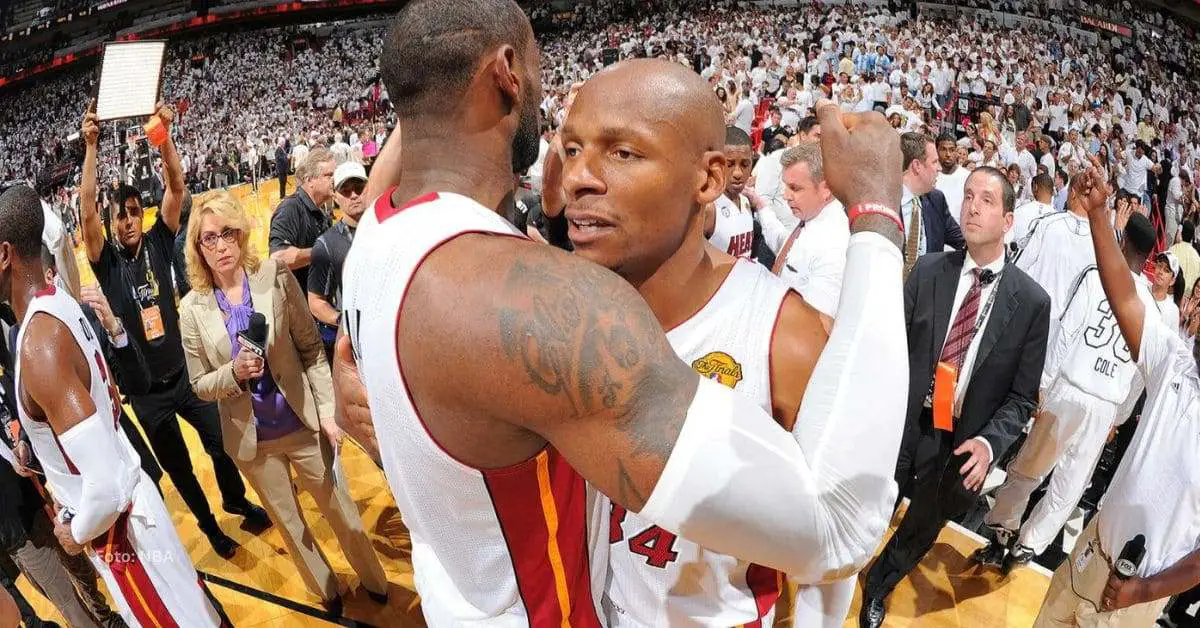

{"left": 20, "top": 180, "right": 1049, "bottom": 627}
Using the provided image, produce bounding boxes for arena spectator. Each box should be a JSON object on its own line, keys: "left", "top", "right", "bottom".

{"left": 307, "top": 162, "right": 367, "bottom": 359}
{"left": 269, "top": 148, "right": 335, "bottom": 292}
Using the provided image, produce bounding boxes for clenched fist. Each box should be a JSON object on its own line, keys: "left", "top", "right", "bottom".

{"left": 813, "top": 99, "right": 903, "bottom": 213}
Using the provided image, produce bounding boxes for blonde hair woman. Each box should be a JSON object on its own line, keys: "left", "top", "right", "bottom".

{"left": 179, "top": 192, "right": 389, "bottom": 613}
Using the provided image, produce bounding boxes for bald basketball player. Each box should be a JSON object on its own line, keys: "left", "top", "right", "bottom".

{"left": 339, "top": 1, "right": 909, "bottom": 624}
{"left": 555, "top": 59, "right": 869, "bottom": 626}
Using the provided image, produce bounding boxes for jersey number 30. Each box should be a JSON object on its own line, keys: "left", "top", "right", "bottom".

{"left": 1083, "top": 300, "right": 1132, "bottom": 363}
{"left": 610, "top": 504, "right": 679, "bottom": 568}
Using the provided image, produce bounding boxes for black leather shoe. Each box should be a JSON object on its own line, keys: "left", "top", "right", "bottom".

{"left": 970, "top": 541, "right": 1009, "bottom": 569}
{"left": 1002, "top": 543, "right": 1035, "bottom": 575}
{"left": 225, "top": 501, "right": 272, "bottom": 530}
{"left": 367, "top": 589, "right": 389, "bottom": 605}
{"left": 321, "top": 595, "right": 344, "bottom": 618}
{"left": 202, "top": 527, "right": 238, "bottom": 559}
{"left": 859, "top": 596, "right": 886, "bottom": 628}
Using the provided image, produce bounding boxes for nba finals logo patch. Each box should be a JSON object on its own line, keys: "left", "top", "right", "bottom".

{"left": 692, "top": 351, "right": 743, "bottom": 388}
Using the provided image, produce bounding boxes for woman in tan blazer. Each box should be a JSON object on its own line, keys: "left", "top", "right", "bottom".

{"left": 178, "top": 191, "right": 388, "bottom": 614}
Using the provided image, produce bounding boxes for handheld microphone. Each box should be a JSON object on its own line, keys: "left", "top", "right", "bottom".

{"left": 236, "top": 312, "right": 268, "bottom": 361}
{"left": 980, "top": 269, "right": 998, "bottom": 286}
{"left": 1115, "top": 534, "right": 1146, "bottom": 579}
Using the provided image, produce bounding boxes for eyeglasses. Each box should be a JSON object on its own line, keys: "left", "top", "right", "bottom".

{"left": 338, "top": 180, "right": 366, "bottom": 197}
{"left": 199, "top": 228, "right": 241, "bottom": 250}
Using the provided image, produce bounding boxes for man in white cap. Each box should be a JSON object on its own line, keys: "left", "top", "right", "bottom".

{"left": 307, "top": 161, "right": 367, "bottom": 360}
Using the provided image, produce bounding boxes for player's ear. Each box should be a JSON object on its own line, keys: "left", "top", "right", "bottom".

{"left": 696, "top": 150, "right": 726, "bottom": 206}
{"left": 491, "top": 45, "right": 522, "bottom": 112}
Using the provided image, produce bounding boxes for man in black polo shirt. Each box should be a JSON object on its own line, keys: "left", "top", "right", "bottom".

{"left": 79, "top": 105, "right": 268, "bottom": 559}
{"left": 269, "top": 147, "right": 335, "bottom": 291}
{"left": 308, "top": 161, "right": 367, "bottom": 359}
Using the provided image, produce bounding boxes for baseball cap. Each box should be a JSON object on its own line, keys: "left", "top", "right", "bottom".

{"left": 1158, "top": 251, "right": 1181, "bottom": 278}
{"left": 334, "top": 162, "right": 367, "bottom": 191}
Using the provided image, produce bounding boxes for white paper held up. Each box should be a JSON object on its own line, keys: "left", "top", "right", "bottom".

{"left": 96, "top": 41, "right": 167, "bottom": 122}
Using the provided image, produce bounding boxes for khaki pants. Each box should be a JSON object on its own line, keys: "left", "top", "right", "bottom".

{"left": 1034, "top": 518, "right": 1170, "bottom": 627}
{"left": 239, "top": 429, "right": 388, "bottom": 601}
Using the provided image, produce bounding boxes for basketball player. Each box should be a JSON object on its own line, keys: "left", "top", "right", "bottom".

{"left": 1013, "top": 173, "right": 1099, "bottom": 337}
{"left": 0, "top": 185, "right": 223, "bottom": 627}
{"left": 704, "top": 127, "right": 757, "bottom": 259}
{"left": 556, "top": 59, "right": 867, "bottom": 627}
{"left": 976, "top": 211, "right": 1158, "bottom": 573}
{"left": 1029, "top": 162, "right": 1200, "bottom": 627}
{"left": 339, "top": 1, "right": 908, "bottom": 624}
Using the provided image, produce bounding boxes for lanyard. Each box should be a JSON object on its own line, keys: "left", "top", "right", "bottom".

{"left": 973, "top": 270, "right": 1003, "bottom": 334}
{"left": 119, "top": 239, "right": 158, "bottom": 310}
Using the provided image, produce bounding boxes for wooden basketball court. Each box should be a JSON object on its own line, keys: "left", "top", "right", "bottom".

{"left": 15, "top": 181, "right": 1050, "bottom": 627}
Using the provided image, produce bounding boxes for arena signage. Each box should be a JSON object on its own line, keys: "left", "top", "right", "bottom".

{"left": 1079, "top": 14, "right": 1134, "bottom": 38}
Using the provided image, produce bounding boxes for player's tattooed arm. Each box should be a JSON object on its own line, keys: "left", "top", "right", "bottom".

{"left": 404, "top": 235, "right": 695, "bottom": 511}
{"left": 493, "top": 247, "right": 696, "bottom": 510}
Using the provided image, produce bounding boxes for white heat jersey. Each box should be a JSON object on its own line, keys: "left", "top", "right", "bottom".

{"left": 341, "top": 190, "right": 605, "bottom": 627}
{"left": 604, "top": 260, "right": 789, "bottom": 627}
{"left": 1042, "top": 267, "right": 1158, "bottom": 404}
{"left": 709, "top": 194, "right": 755, "bottom": 259}
{"left": 1013, "top": 211, "right": 1095, "bottom": 327}
{"left": 15, "top": 284, "right": 140, "bottom": 515}
{"left": 16, "top": 285, "right": 220, "bottom": 628}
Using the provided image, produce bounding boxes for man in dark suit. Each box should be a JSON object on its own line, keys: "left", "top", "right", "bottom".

{"left": 899, "top": 132, "right": 965, "bottom": 279}
{"left": 922, "top": 188, "right": 966, "bottom": 253}
{"left": 860, "top": 167, "right": 1051, "bottom": 628}
{"left": 760, "top": 107, "right": 793, "bottom": 153}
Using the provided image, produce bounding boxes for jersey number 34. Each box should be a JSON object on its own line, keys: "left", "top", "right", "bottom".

{"left": 610, "top": 504, "right": 679, "bottom": 568}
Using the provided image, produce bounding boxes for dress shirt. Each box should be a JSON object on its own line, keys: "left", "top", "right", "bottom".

{"left": 752, "top": 150, "right": 801, "bottom": 236}
{"left": 776, "top": 200, "right": 849, "bottom": 318}
{"left": 939, "top": 252, "right": 1007, "bottom": 460}
{"left": 901, "top": 185, "right": 927, "bottom": 256}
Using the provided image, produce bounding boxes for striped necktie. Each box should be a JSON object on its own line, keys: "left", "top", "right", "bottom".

{"left": 940, "top": 268, "right": 983, "bottom": 369}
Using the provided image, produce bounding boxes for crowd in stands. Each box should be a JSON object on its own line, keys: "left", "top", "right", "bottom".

{"left": 0, "top": 0, "right": 1197, "bottom": 247}
{"left": 0, "top": 21, "right": 392, "bottom": 194}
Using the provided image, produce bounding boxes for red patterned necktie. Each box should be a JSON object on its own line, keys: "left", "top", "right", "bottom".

{"left": 940, "top": 268, "right": 983, "bottom": 369}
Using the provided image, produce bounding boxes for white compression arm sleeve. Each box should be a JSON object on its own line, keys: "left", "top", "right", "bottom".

{"left": 640, "top": 232, "right": 907, "bottom": 583}
{"left": 58, "top": 413, "right": 138, "bottom": 544}
{"left": 756, "top": 204, "right": 793, "bottom": 254}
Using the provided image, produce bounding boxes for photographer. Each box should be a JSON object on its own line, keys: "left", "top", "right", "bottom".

{"left": 78, "top": 104, "right": 268, "bottom": 559}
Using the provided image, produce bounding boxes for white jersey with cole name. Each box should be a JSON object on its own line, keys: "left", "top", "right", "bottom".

{"left": 340, "top": 190, "right": 606, "bottom": 626}
{"left": 709, "top": 194, "right": 755, "bottom": 259}
{"left": 605, "top": 260, "right": 789, "bottom": 627}
{"left": 1041, "top": 267, "right": 1157, "bottom": 404}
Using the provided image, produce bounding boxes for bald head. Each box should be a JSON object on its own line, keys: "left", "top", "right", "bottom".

{"left": 577, "top": 58, "right": 725, "bottom": 155}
